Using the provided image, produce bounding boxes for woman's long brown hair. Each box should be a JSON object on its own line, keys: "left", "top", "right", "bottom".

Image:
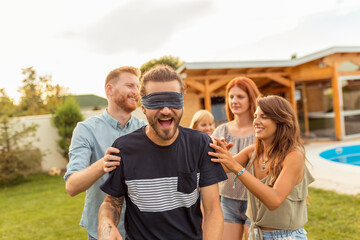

{"left": 254, "top": 95, "right": 304, "bottom": 185}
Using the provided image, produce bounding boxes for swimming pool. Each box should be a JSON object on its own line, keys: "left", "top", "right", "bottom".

{"left": 319, "top": 145, "right": 360, "bottom": 166}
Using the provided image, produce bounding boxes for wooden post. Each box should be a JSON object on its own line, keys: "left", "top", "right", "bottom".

{"left": 331, "top": 63, "right": 342, "bottom": 140}
{"left": 204, "top": 78, "right": 211, "bottom": 112}
{"left": 301, "top": 83, "right": 310, "bottom": 138}
{"left": 289, "top": 80, "right": 297, "bottom": 117}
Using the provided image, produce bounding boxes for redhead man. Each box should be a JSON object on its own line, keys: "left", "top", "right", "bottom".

{"left": 64, "top": 66, "right": 146, "bottom": 239}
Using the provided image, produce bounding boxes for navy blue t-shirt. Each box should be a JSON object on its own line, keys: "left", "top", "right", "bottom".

{"left": 100, "top": 126, "right": 227, "bottom": 240}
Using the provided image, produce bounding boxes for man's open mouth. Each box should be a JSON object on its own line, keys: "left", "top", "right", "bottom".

{"left": 158, "top": 117, "right": 173, "bottom": 128}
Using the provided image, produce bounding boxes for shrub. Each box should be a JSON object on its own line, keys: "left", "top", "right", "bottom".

{"left": 52, "top": 97, "right": 83, "bottom": 160}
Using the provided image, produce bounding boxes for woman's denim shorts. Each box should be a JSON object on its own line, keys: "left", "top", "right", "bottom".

{"left": 220, "top": 196, "right": 251, "bottom": 226}
{"left": 249, "top": 227, "right": 307, "bottom": 240}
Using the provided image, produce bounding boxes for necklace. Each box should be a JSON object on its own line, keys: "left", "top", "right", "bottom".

{"left": 261, "top": 154, "right": 269, "bottom": 171}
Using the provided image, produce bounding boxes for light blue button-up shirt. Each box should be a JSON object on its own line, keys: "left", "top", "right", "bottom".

{"left": 64, "top": 109, "right": 146, "bottom": 238}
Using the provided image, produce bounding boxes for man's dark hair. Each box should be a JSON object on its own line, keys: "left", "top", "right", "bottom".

{"left": 140, "top": 65, "right": 185, "bottom": 97}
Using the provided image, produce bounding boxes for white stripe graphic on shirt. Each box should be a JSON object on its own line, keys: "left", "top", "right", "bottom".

{"left": 126, "top": 173, "right": 200, "bottom": 212}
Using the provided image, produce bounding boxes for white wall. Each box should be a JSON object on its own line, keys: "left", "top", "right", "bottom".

{"left": 16, "top": 108, "right": 147, "bottom": 172}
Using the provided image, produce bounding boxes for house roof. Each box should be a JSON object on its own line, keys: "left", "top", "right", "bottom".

{"left": 177, "top": 46, "right": 360, "bottom": 72}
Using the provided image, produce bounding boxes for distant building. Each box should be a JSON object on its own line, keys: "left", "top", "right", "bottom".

{"left": 178, "top": 46, "right": 360, "bottom": 140}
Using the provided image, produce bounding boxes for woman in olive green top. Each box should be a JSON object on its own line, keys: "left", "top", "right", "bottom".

{"left": 209, "top": 95, "right": 314, "bottom": 240}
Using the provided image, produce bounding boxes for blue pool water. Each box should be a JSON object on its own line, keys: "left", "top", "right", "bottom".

{"left": 319, "top": 145, "right": 360, "bottom": 166}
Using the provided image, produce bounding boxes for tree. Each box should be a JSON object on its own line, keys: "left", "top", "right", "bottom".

{"left": 17, "top": 67, "right": 67, "bottom": 116}
{"left": 140, "top": 55, "right": 184, "bottom": 76}
{"left": 0, "top": 88, "right": 16, "bottom": 117}
{"left": 0, "top": 115, "right": 41, "bottom": 184}
{"left": 52, "top": 97, "right": 83, "bottom": 160}
{"left": 0, "top": 88, "right": 42, "bottom": 184}
{"left": 43, "top": 77, "right": 67, "bottom": 114}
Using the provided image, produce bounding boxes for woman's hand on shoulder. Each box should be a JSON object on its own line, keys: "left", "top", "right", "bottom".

{"left": 209, "top": 141, "right": 253, "bottom": 173}
{"left": 210, "top": 137, "right": 234, "bottom": 152}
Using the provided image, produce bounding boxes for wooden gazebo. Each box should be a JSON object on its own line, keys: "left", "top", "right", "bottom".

{"left": 178, "top": 46, "right": 360, "bottom": 140}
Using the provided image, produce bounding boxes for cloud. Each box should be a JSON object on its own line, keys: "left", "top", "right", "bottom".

{"left": 194, "top": 6, "right": 360, "bottom": 62}
{"left": 256, "top": 8, "right": 360, "bottom": 55}
{"left": 63, "top": 0, "right": 213, "bottom": 54}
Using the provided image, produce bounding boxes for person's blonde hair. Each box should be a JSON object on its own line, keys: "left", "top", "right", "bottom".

{"left": 189, "top": 110, "right": 214, "bottom": 129}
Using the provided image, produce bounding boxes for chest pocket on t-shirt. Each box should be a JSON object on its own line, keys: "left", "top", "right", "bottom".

{"left": 177, "top": 170, "right": 197, "bottom": 194}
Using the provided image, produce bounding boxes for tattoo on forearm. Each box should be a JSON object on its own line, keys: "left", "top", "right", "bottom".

{"left": 103, "top": 195, "right": 124, "bottom": 224}
{"left": 99, "top": 195, "right": 124, "bottom": 228}
{"left": 99, "top": 223, "right": 112, "bottom": 239}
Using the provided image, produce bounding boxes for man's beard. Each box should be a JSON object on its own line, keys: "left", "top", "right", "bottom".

{"left": 147, "top": 111, "right": 183, "bottom": 141}
{"left": 114, "top": 94, "right": 138, "bottom": 113}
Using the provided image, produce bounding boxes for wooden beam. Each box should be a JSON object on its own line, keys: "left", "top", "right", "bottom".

{"left": 331, "top": 63, "right": 342, "bottom": 140}
{"left": 349, "top": 58, "right": 360, "bottom": 66}
{"left": 204, "top": 79, "right": 211, "bottom": 112}
{"left": 292, "top": 73, "right": 333, "bottom": 82}
{"left": 261, "top": 87, "right": 289, "bottom": 94}
{"left": 267, "top": 75, "right": 291, "bottom": 87}
{"left": 339, "top": 70, "right": 360, "bottom": 76}
{"left": 227, "top": 68, "right": 245, "bottom": 74}
{"left": 301, "top": 83, "right": 310, "bottom": 138}
{"left": 291, "top": 62, "right": 333, "bottom": 82}
{"left": 248, "top": 72, "right": 289, "bottom": 79}
{"left": 185, "top": 72, "right": 288, "bottom": 81}
{"left": 246, "top": 68, "right": 262, "bottom": 73}
{"left": 185, "top": 80, "right": 204, "bottom": 93}
{"left": 323, "top": 53, "right": 360, "bottom": 67}
{"left": 256, "top": 79, "right": 272, "bottom": 88}
{"left": 209, "top": 77, "right": 232, "bottom": 92}
{"left": 204, "top": 69, "right": 224, "bottom": 75}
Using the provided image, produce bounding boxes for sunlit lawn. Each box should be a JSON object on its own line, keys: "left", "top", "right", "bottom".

{"left": 0, "top": 173, "right": 359, "bottom": 240}
{"left": 0, "top": 173, "right": 86, "bottom": 240}
{"left": 305, "top": 188, "right": 360, "bottom": 240}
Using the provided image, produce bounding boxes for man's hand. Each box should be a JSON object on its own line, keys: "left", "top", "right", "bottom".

{"left": 103, "top": 147, "right": 121, "bottom": 173}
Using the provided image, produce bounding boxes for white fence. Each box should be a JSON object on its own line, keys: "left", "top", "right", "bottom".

{"left": 17, "top": 108, "right": 147, "bottom": 172}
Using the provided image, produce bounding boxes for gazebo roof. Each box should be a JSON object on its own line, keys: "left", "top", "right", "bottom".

{"left": 178, "top": 46, "right": 360, "bottom": 72}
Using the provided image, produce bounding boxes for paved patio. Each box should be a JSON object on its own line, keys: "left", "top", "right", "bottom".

{"left": 305, "top": 138, "right": 360, "bottom": 195}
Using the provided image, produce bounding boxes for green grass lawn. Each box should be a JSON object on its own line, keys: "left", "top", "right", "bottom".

{"left": 0, "top": 173, "right": 359, "bottom": 240}
{"left": 0, "top": 173, "right": 86, "bottom": 240}
{"left": 305, "top": 188, "right": 360, "bottom": 240}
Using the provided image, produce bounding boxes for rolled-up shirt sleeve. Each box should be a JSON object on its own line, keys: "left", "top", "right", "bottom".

{"left": 64, "top": 123, "right": 93, "bottom": 182}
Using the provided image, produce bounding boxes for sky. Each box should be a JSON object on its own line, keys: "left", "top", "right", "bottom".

{"left": 1, "top": 0, "right": 360, "bottom": 101}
